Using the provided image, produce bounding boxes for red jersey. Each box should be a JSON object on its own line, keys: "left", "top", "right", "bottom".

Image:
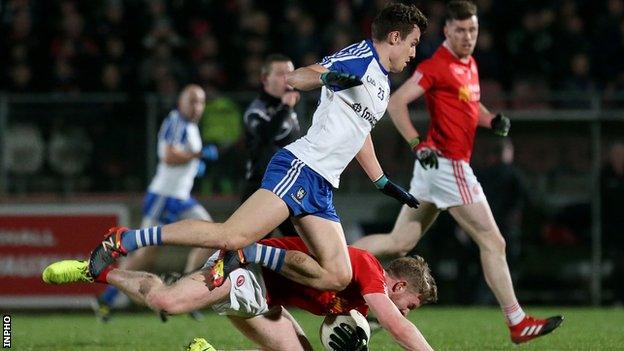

{"left": 259, "top": 237, "right": 386, "bottom": 316}
{"left": 412, "top": 45, "right": 481, "bottom": 161}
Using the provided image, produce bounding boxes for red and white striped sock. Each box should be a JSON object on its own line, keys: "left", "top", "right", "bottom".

{"left": 503, "top": 302, "right": 526, "bottom": 326}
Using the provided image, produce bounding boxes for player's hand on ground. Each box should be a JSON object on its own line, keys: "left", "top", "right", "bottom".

{"left": 491, "top": 113, "right": 510, "bottom": 136}
{"left": 320, "top": 71, "right": 363, "bottom": 89}
{"left": 375, "top": 175, "right": 420, "bottom": 209}
{"left": 329, "top": 323, "right": 369, "bottom": 351}
{"left": 201, "top": 144, "right": 219, "bottom": 161}
{"left": 281, "top": 91, "right": 300, "bottom": 107}
{"left": 415, "top": 147, "right": 440, "bottom": 170}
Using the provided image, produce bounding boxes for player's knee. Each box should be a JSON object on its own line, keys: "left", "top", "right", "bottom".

{"left": 335, "top": 272, "right": 352, "bottom": 290}
{"left": 220, "top": 234, "right": 252, "bottom": 251}
{"left": 147, "top": 291, "right": 174, "bottom": 313}
{"left": 215, "top": 223, "right": 256, "bottom": 250}
{"left": 148, "top": 290, "right": 186, "bottom": 315}
{"left": 328, "top": 267, "right": 352, "bottom": 291}
{"left": 481, "top": 230, "right": 506, "bottom": 255}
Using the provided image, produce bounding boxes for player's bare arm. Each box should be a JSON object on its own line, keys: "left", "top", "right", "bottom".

{"left": 387, "top": 78, "right": 426, "bottom": 144}
{"left": 364, "top": 293, "right": 434, "bottom": 351}
{"left": 286, "top": 64, "right": 328, "bottom": 91}
{"left": 477, "top": 103, "right": 494, "bottom": 127}
{"left": 287, "top": 63, "right": 362, "bottom": 92}
{"left": 162, "top": 145, "right": 200, "bottom": 165}
{"left": 357, "top": 135, "right": 419, "bottom": 208}
{"left": 355, "top": 134, "right": 384, "bottom": 181}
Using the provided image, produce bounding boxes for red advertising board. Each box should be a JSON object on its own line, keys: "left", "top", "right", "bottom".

{"left": 0, "top": 204, "right": 128, "bottom": 308}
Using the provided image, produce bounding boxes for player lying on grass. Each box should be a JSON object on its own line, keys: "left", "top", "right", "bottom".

{"left": 43, "top": 236, "right": 438, "bottom": 351}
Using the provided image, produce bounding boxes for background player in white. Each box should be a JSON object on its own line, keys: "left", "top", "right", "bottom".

{"left": 95, "top": 84, "right": 217, "bottom": 321}
{"left": 87, "top": 3, "right": 427, "bottom": 295}
{"left": 353, "top": 1, "right": 562, "bottom": 344}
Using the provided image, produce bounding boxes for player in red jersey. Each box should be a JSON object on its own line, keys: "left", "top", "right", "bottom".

{"left": 43, "top": 236, "right": 438, "bottom": 350}
{"left": 353, "top": 1, "right": 562, "bottom": 345}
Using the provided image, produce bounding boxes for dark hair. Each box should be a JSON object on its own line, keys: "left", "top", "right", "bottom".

{"left": 446, "top": 0, "right": 478, "bottom": 22}
{"left": 386, "top": 255, "right": 438, "bottom": 305}
{"left": 261, "top": 53, "right": 292, "bottom": 76}
{"left": 371, "top": 3, "right": 428, "bottom": 42}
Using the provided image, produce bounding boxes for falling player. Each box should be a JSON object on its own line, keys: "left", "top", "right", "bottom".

{"left": 43, "top": 236, "right": 438, "bottom": 351}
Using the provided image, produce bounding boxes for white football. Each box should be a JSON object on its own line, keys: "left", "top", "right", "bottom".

{"left": 319, "top": 309, "right": 371, "bottom": 351}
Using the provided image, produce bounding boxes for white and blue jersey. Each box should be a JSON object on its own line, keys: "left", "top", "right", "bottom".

{"left": 262, "top": 40, "right": 389, "bottom": 221}
{"left": 144, "top": 109, "right": 208, "bottom": 224}
{"left": 285, "top": 39, "right": 390, "bottom": 188}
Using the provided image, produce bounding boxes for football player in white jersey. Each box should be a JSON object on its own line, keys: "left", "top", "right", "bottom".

{"left": 94, "top": 85, "right": 217, "bottom": 321}
{"left": 86, "top": 3, "right": 428, "bottom": 295}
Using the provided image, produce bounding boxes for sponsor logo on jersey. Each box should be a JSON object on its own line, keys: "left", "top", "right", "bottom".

{"left": 351, "top": 103, "right": 378, "bottom": 128}
{"left": 458, "top": 83, "right": 480, "bottom": 102}
{"left": 366, "top": 75, "right": 376, "bottom": 87}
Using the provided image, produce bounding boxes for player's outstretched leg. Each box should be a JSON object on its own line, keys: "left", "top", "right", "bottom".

{"left": 42, "top": 260, "right": 92, "bottom": 284}
{"left": 509, "top": 315, "right": 564, "bottom": 344}
{"left": 89, "top": 226, "right": 132, "bottom": 282}
{"left": 89, "top": 190, "right": 290, "bottom": 287}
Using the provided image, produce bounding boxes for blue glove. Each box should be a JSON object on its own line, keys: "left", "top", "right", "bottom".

{"left": 195, "top": 160, "right": 206, "bottom": 178}
{"left": 201, "top": 144, "right": 219, "bottom": 161}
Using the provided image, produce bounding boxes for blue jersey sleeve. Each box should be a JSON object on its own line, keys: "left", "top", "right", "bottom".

{"left": 160, "top": 112, "right": 188, "bottom": 145}
{"left": 319, "top": 40, "right": 373, "bottom": 91}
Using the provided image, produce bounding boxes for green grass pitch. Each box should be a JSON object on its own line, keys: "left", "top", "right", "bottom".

{"left": 8, "top": 307, "right": 624, "bottom": 350}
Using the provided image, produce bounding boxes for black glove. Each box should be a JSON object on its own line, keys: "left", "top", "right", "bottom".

{"left": 491, "top": 113, "right": 510, "bottom": 136}
{"left": 328, "top": 323, "right": 369, "bottom": 351}
{"left": 320, "top": 71, "right": 363, "bottom": 90}
{"left": 415, "top": 147, "right": 440, "bottom": 170}
{"left": 374, "top": 175, "right": 420, "bottom": 209}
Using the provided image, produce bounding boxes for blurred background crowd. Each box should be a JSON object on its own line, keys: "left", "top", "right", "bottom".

{"left": 3, "top": 0, "right": 624, "bottom": 99}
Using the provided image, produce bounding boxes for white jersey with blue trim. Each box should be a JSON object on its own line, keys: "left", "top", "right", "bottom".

{"left": 285, "top": 39, "right": 390, "bottom": 188}
{"left": 148, "top": 110, "right": 202, "bottom": 199}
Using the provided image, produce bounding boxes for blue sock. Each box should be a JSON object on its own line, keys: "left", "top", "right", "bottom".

{"left": 99, "top": 286, "right": 119, "bottom": 306}
{"left": 242, "top": 243, "right": 286, "bottom": 272}
{"left": 120, "top": 226, "right": 163, "bottom": 252}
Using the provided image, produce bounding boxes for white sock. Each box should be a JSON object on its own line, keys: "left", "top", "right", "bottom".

{"left": 503, "top": 302, "right": 526, "bottom": 326}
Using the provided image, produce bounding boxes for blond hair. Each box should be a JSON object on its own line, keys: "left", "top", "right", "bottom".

{"left": 386, "top": 255, "right": 438, "bottom": 304}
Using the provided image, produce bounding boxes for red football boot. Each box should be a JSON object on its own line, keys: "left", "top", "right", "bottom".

{"left": 509, "top": 315, "right": 564, "bottom": 344}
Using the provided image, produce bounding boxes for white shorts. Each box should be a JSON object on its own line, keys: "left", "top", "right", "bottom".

{"left": 203, "top": 252, "right": 269, "bottom": 318}
{"left": 409, "top": 157, "right": 485, "bottom": 210}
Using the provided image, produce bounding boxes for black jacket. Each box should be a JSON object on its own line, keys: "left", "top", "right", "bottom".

{"left": 242, "top": 90, "right": 301, "bottom": 183}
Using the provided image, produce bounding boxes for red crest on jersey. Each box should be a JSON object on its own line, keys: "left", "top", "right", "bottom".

{"left": 236, "top": 275, "right": 245, "bottom": 287}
